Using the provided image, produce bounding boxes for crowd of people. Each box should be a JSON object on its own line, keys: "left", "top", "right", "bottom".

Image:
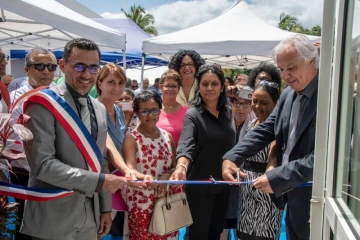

{"left": 0, "top": 33, "right": 319, "bottom": 240}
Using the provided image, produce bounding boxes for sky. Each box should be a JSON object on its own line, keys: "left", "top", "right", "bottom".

{"left": 77, "top": 0, "right": 324, "bottom": 35}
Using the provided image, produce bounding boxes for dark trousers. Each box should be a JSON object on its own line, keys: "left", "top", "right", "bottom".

{"left": 11, "top": 167, "right": 32, "bottom": 240}
{"left": 110, "top": 211, "right": 125, "bottom": 236}
{"left": 186, "top": 191, "right": 230, "bottom": 240}
{"left": 285, "top": 212, "right": 309, "bottom": 240}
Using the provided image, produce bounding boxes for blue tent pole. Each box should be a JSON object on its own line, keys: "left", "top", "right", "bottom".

{"left": 140, "top": 52, "right": 146, "bottom": 84}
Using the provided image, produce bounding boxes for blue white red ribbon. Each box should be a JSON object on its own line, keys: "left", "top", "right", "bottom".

{"left": 24, "top": 89, "right": 102, "bottom": 172}
{"left": 0, "top": 89, "right": 102, "bottom": 201}
{"left": 0, "top": 181, "right": 73, "bottom": 201}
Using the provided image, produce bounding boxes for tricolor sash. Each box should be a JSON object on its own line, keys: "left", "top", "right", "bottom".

{"left": 0, "top": 88, "right": 102, "bottom": 201}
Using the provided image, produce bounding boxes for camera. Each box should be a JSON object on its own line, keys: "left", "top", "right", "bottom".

{"left": 237, "top": 86, "right": 254, "bottom": 100}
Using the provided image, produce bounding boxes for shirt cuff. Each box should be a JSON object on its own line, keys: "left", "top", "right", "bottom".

{"left": 95, "top": 173, "right": 105, "bottom": 192}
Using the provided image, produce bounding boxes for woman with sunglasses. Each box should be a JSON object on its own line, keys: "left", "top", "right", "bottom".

{"left": 157, "top": 69, "right": 188, "bottom": 147}
{"left": 122, "top": 91, "right": 178, "bottom": 240}
{"left": 171, "top": 64, "right": 235, "bottom": 239}
{"left": 168, "top": 50, "right": 205, "bottom": 107}
{"left": 237, "top": 80, "right": 282, "bottom": 240}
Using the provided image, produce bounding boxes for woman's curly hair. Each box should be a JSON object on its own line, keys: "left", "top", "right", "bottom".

{"left": 168, "top": 50, "right": 206, "bottom": 73}
{"left": 248, "top": 62, "right": 281, "bottom": 88}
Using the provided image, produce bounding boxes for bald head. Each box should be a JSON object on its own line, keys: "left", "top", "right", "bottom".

{"left": 237, "top": 74, "right": 248, "bottom": 85}
{"left": 143, "top": 77, "right": 149, "bottom": 90}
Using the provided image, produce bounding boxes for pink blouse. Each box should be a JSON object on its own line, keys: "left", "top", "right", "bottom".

{"left": 157, "top": 105, "right": 188, "bottom": 147}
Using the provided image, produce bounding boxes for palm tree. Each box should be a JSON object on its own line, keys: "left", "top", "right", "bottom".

{"left": 279, "top": 12, "right": 299, "bottom": 32}
{"left": 121, "top": 4, "right": 158, "bottom": 36}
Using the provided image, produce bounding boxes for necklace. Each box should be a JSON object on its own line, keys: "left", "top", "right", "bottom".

{"left": 138, "top": 125, "right": 158, "bottom": 140}
{"left": 163, "top": 103, "right": 178, "bottom": 112}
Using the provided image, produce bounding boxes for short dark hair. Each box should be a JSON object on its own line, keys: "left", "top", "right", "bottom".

{"left": 63, "top": 38, "right": 101, "bottom": 63}
{"left": 133, "top": 90, "right": 162, "bottom": 113}
{"left": 248, "top": 62, "right": 281, "bottom": 88}
{"left": 225, "top": 76, "right": 235, "bottom": 86}
{"left": 168, "top": 50, "right": 205, "bottom": 74}
{"left": 192, "top": 64, "right": 227, "bottom": 110}
{"left": 154, "top": 78, "right": 160, "bottom": 83}
{"left": 25, "top": 47, "right": 56, "bottom": 66}
{"left": 123, "top": 88, "right": 135, "bottom": 100}
{"left": 254, "top": 81, "right": 280, "bottom": 103}
{"left": 160, "top": 69, "right": 181, "bottom": 87}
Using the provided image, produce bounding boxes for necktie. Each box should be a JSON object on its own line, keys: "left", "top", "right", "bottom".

{"left": 282, "top": 94, "right": 304, "bottom": 166}
{"left": 77, "top": 97, "right": 91, "bottom": 133}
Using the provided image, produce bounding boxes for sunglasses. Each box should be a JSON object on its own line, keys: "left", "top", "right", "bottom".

{"left": 256, "top": 80, "right": 279, "bottom": 89}
{"left": 0, "top": 54, "right": 10, "bottom": 62}
{"left": 28, "top": 63, "right": 57, "bottom": 72}
{"left": 67, "top": 61, "right": 101, "bottom": 74}
{"left": 138, "top": 108, "right": 160, "bottom": 116}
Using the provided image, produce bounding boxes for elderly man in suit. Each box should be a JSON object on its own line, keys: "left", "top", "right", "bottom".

{"left": 20, "top": 38, "right": 127, "bottom": 240}
{"left": 222, "top": 34, "right": 319, "bottom": 240}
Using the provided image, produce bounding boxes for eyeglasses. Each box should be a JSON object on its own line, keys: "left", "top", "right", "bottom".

{"left": 0, "top": 54, "right": 9, "bottom": 62}
{"left": 256, "top": 80, "right": 279, "bottom": 89}
{"left": 230, "top": 98, "right": 251, "bottom": 108}
{"left": 27, "top": 63, "right": 57, "bottom": 72}
{"left": 180, "top": 63, "right": 195, "bottom": 69}
{"left": 138, "top": 108, "right": 160, "bottom": 116}
{"left": 67, "top": 61, "right": 101, "bottom": 74}
{"left": 163, "top": 85, "right": 178, "bottom": 89}
{"left": 131, "top": 85, "right": 138, "bottom": 89}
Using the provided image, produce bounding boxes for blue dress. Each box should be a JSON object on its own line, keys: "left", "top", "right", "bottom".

{"left": 107, "top": 105, "right": 126, "bottom": 155}
{"left": 107, "top": 105, "right": 126, "bottom": 238}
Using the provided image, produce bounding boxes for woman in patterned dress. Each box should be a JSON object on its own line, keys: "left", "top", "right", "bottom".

{"left": 237, "top": 80, "right": 283, "bottom": 240}
{"left": 122, "top": 91, "right": 178, "bottom": 240}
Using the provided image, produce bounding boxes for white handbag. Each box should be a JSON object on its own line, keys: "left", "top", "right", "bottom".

{"left": 149, "top": 186, "right": 193, "bottom": 236}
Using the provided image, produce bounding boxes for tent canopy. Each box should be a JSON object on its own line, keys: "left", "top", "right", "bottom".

{"left": 8, "top": 17, "right": 168, "bottom": 68}
{"left": 92, "top": 18, "right": 151, "bottom": 55}
{"left": 0, "top": 0, "right": 125, "bottom": 51}
{"left": 142, "top": 0, "right": 320, "bottom": 69}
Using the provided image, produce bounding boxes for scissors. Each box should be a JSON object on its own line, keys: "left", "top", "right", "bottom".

{"left": 236, "top": 168, "right": 241, "bottom": 182}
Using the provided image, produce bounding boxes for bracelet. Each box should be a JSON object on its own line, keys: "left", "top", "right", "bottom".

{"left": 176, "top": 164, "right": 188, "bottom": 172}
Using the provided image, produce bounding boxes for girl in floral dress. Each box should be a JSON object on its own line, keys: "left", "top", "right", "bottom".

{"left": 122, "top": 91, "right": 178, "bottom": 240}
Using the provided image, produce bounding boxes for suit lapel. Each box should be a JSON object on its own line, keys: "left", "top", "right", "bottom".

{"left": 282, "top": 89, "right": 295, "bottom": 144}
{"left": 90, "top": 98, "right": 105, "bottom": 146}
{"left": 294, "top": 91, "right": 317, "bottom": 144}
{"left": 57, "top": 82, "right": 78, "bottom": 116}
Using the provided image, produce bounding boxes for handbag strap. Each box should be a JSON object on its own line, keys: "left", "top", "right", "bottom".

{"left": 164, "top": 184, "right": 185, "bottom": 206}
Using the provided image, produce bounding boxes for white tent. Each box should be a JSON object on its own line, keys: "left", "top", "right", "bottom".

{"left": 0, "top": 0, "right": 125, "bottom": 51}
{"left": 142, "top": 0, "right": 320, "bottom": 69}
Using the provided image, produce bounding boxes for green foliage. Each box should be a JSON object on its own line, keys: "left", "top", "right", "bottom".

{"left": 223, "top": 68, "right": 252, "bottom": 80}
{"left": 121, "top": 4, "right": 158, "bottom": 36}
{"left": 279, "top": 12, "right": 321, "bottom": 36}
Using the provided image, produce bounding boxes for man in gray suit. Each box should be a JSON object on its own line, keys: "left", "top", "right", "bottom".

{"left": 20, "top": 38, "right": 127, "bottom": 240}
{"left": 222, "top": 34, "right": 319, "bottom": 240}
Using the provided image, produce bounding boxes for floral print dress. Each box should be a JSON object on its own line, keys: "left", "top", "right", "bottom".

{"left": 125, "top": 128, "right": 178, "bottom": 240}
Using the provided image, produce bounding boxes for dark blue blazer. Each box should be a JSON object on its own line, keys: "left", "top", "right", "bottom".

{"left": 223, "top": 77, "right": 318, "bottom": 239}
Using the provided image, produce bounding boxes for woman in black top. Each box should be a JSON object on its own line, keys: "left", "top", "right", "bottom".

{"left": 171, "top": 64, "right": 236, "bottom": 240}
